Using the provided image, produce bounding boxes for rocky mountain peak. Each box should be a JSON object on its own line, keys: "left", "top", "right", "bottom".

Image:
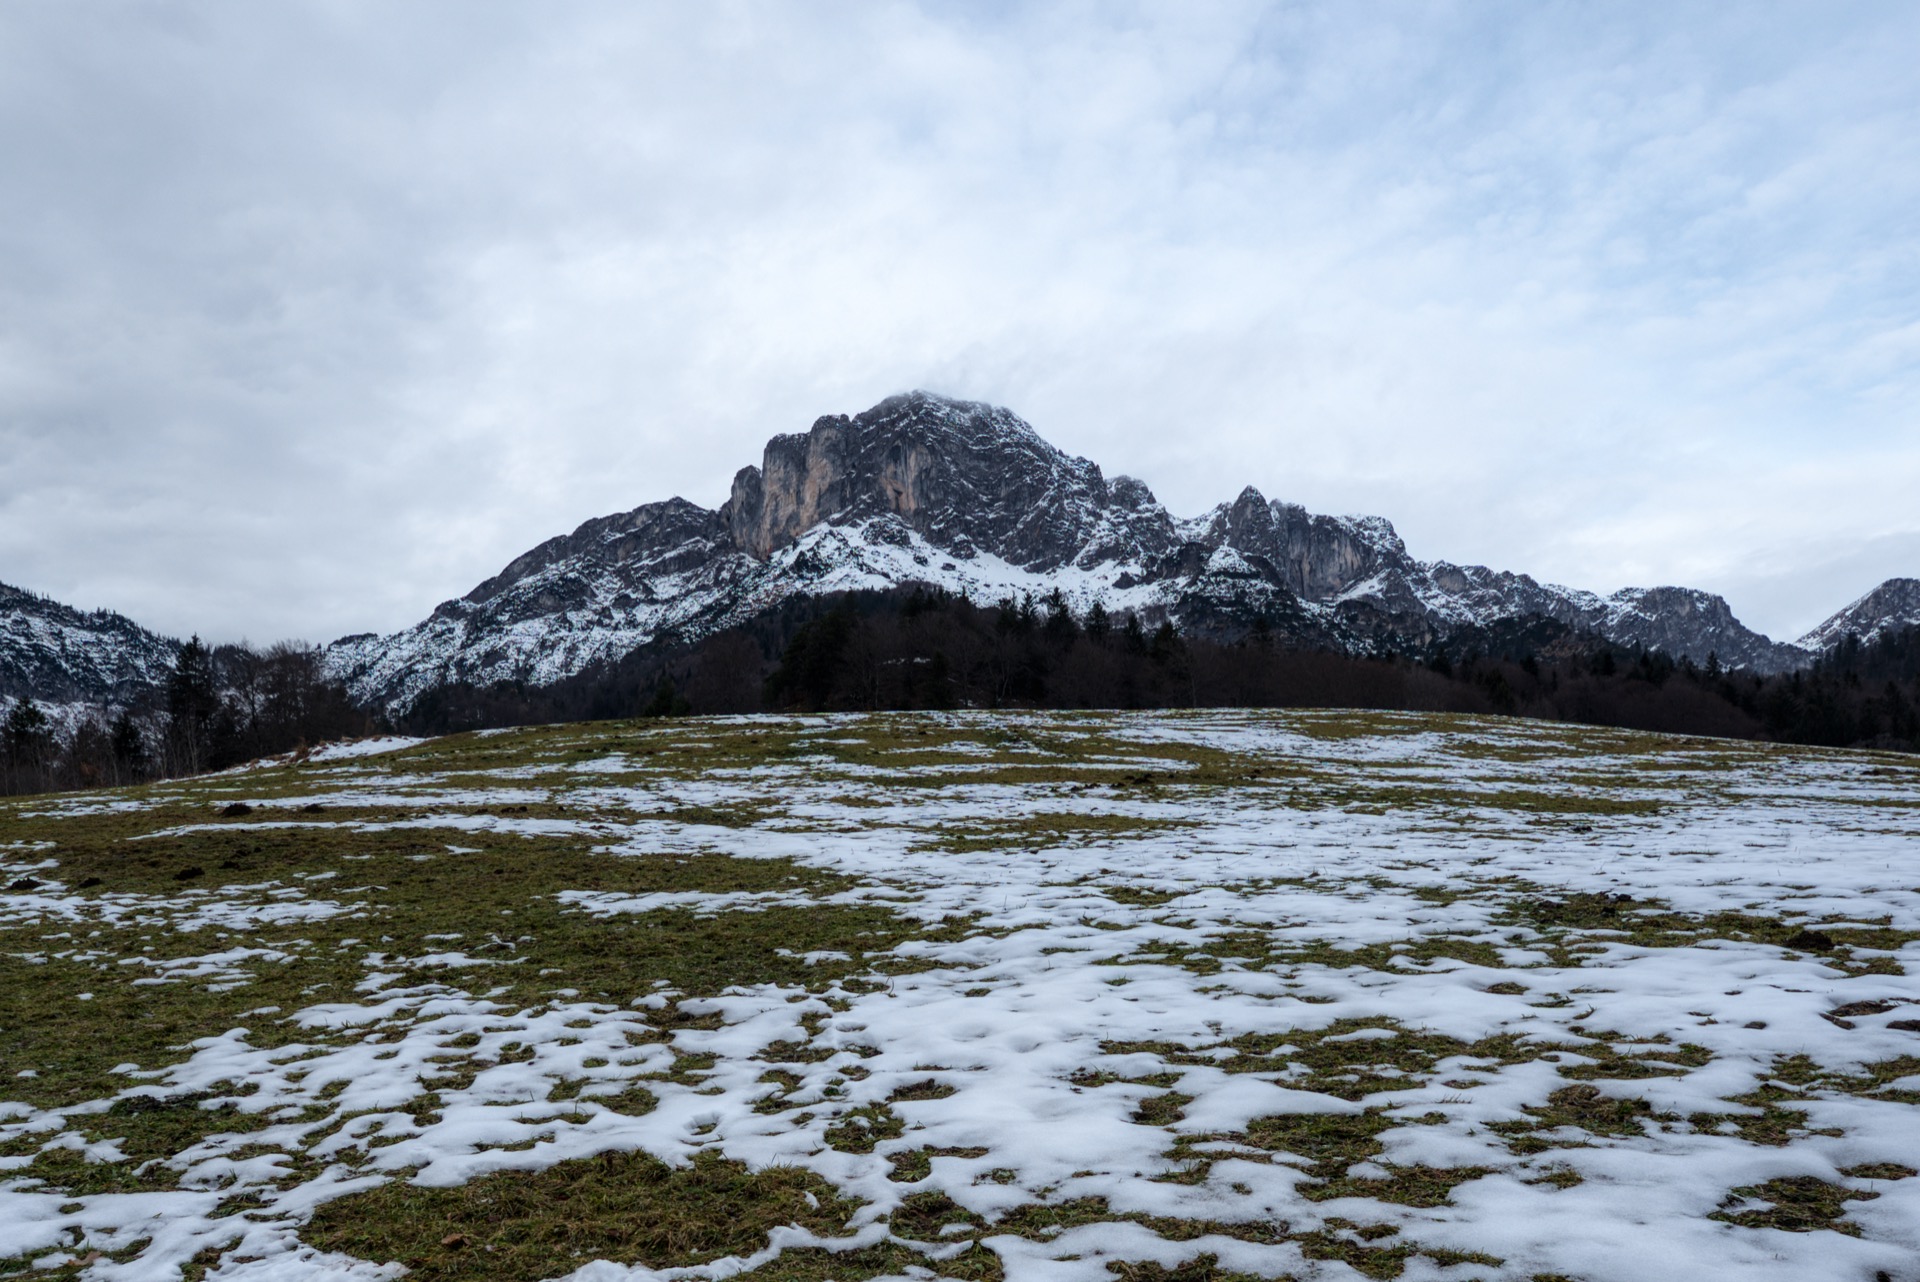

{"left": 718, "top": 390, "right": 1112, "bottom": 571}
{"left": 1107, "top": 474, "right": 1163, "bottom": 512}
{"left": 1188, "top": 492, "right": 1411, "bottom": 603}
{"left": 11, "top": 395, "right": 1919, "bottom": 724}
{"left": 1588, "top": 586, "right": 1775, "bottom": 666}
{"left": 456, "top": 497, "right": 725, "bottom": 613}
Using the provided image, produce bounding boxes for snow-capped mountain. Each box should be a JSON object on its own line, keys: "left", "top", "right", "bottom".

{"left": 324, "top": 391, "right": 1836, "bottom": 712}
{"left": 1797, "top": 578, "right": 1920, "bottom": 652}
{"left": 8, "top": 393, "right": 1915, "bottom": 720}
{"left": 7, "top": 390, "right": 1909, "bottom": 723}
{"left": 1, "top": 580, "right": 179, "bottom": 710}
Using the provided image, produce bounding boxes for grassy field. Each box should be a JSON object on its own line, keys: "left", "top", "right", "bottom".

{"left": 2, "top": 710, "right": 1918, "bottom": 1281}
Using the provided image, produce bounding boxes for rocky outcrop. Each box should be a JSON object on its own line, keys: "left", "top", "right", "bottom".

{"left": 460, "top": 499, "right": 730, "bottom": 614}
{"left": 718, "top": 393, "right": 1168, "bottom": 571}
{"left": 1194, "top": 488, "right": 1406, "bottom": 603}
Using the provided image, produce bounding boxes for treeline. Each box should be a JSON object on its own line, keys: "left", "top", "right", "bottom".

{"left": 392, "top": 587, "right": 1920, "bottom": 755}
{"left": 2, "top": 638, "right": 368, "bottom": 796}
{"left": 14, "top": 591, "right": 1907, "bottom": 795}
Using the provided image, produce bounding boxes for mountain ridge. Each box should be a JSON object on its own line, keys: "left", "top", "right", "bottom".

{"left": 316, "top": 391, "right": 1893, "bottom": 712}
{"left": 7, "top": 392, "right": 1914, "bottom": 717}
{"left": 1799, "top": 577, "right": 1920, "bottom": 653}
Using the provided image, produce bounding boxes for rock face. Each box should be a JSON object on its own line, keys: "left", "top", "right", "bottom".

{"left": 326, "top": 391, "right": 1868, "bottom": 712}
{"left": 1798, "top": 578, "right": 1920, "bottom": 652}
{"left": 1, "top": 580, "right": 179, "bottom": 710}
{"left": 717, "top": 395, "right": 1184, "bottom": 574}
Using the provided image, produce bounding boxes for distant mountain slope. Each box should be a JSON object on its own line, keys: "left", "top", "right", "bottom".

{"left": 323, "top": 392, "right": 1835, "bottom": 712}
{"left": 1798, "top": 577, "right": 1920, "bottom": 652}
{"left": 0, "top": 580, "right": 179, "bottom": 707}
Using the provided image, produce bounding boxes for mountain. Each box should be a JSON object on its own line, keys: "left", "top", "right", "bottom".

{"left": 1797, "top": 577, "right": 1920, "bottom": 652}
{"left": 324, "top": 392, "right": 1837, "bottom": 713}
{"left": 6, "top": 393, "right": 1915, "bottom": 722}
{"left": 0, "top": 580, "right": 180, "bottom": 711}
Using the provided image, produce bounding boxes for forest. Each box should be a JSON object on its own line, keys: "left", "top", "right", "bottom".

{"left": 395, "top": 587, "right": 1920, "bottom": 755}
{"left": 1, "top": 639, "right": 368, "bottom": 796}
{"left": 8, "top": 587, "right": 1916, "bottom": 796}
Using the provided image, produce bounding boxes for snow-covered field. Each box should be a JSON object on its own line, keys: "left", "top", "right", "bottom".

{"left": 2, "top": 711, "right": 1917, "bottom": 1282}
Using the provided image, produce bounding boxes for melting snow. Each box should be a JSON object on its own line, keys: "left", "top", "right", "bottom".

{"left": 2, "top": 711, "right": 1918, "bottom": 1280}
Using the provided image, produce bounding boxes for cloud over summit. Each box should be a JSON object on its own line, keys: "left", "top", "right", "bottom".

{"left": 1, "top": 2, "right": 1916, "bottom": 644}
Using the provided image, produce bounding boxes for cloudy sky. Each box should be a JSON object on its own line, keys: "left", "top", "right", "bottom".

{"left": 3, "top": 2, "right": 1917, "bottom": 645}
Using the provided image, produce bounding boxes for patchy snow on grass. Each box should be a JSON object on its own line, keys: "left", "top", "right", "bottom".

{"left": 305, "top": 737, "right": 426, "bottom": 763}
{"left": 2, "top": 710, "right": 1918, "bottom": 1281}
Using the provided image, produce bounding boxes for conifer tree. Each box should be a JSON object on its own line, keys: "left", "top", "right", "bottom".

{"left": 1042, "top": 588, "right": 1077, "bottom": 643}
{"left": 109, "top": 709, "right": 147, "bottom": 777}
{"left": 1149, "top": 620, "right": 1182, "bottom": 664}
{"left": 166, "top": 636, "right": 221, "bottom": 774}
{"left": 4, "top": 697, "right": 51, "bottom": 766}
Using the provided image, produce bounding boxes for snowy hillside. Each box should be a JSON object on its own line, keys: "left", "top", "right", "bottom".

{"left": 0, "top": 579, "right": 178, "bottom": 710}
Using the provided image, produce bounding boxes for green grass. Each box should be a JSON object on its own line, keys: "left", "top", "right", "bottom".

{"left": 1498, "top": 891, "right": 1919, "bottom": 973}
{"left": 1709, "top": 1175, "right": 1878, "bottom": 1236}
{"left": 1490, "top": 1085, "right": 1659, "bottom": 1153}
{"left": 1105, "top": 1020, "right": 1558, "bottom": 1101}
{"left": 301, "top": 1149, "right": 865, "bottom": 1279}
{"left": 0, "top": 798, "right": 959, "bottom": 1117}
{"left": 1121, "top": 931, "right": 1511, "bottom": 976}
{"left": 1165, "top": 1106, "right": 1482, "bottom": 1208}
{"left": 925, "top": 812, "right": 1196, "bottom": 853}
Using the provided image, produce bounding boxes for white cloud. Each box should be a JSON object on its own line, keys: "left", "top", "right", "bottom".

{"left": 0, "top": 1, "right": 1914, "bottom": 644}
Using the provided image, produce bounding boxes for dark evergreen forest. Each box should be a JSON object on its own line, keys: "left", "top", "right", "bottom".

{"left": 8, "top": 588, "right": 1916, "bottom": 796}
{"left": 396, "top": 587, "right": 1920, "bottom": 755}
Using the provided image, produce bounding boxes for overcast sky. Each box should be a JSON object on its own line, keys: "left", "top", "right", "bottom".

{"left": 3, "top": 2, "right": 1917, "bottom": 646}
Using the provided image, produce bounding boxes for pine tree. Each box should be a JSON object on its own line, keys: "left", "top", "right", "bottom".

{"left": 1150, "top": 620, "right": 1182, "bottom": 664}
{"left": 1043, "top": 589, "right": 1078, "bottom": 643}
{"left": 110, "top": 709, "right": 147, "bottom": 776}
{"left": 923, "top": 650, "right": 954, "bottom": 710}
{"left": 166, "top": 635, "right": 221, "bottom": 774}
{"left": 993, "top": 596, "right": 1019, "bottom": 635}
{"left": 4, "top": 697, "right": 52, "bottom": 767}
{"left": 642, "top": 676, "right": 691, "bottom": 718}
